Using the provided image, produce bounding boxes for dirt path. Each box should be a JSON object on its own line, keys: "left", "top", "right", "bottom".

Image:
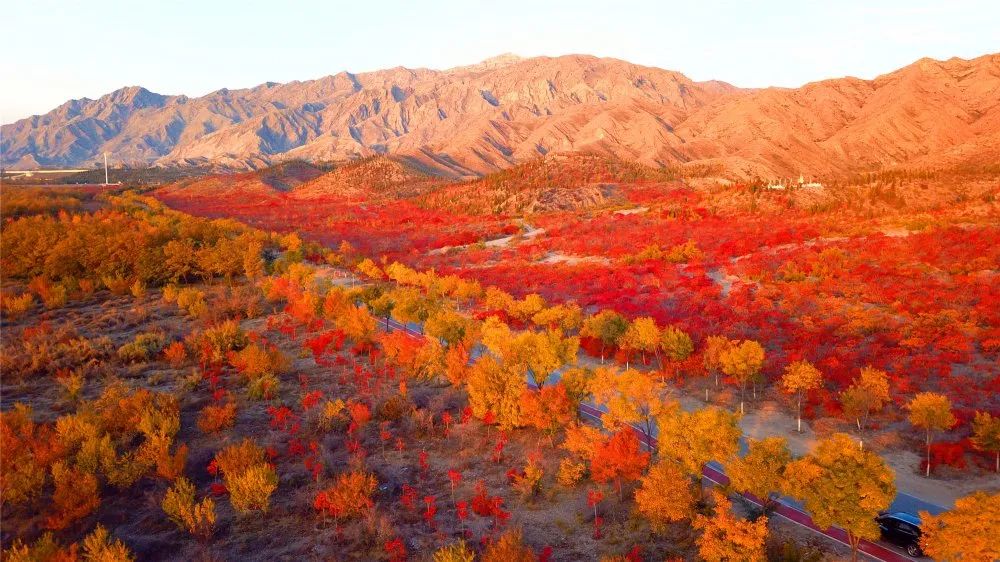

{"left": 428, "top": 220, "right": 545, "bottom": 255}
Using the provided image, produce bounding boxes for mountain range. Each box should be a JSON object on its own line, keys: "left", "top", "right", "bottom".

{"left": 4, "top": 52, "right": 999, "bottom": 179}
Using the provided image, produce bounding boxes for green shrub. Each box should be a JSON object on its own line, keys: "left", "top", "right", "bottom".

{"left": 117, "top": 332, "right": 167, "bottom": 362}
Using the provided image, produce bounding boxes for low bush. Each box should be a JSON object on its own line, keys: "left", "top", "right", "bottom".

{"left": 162, "top": 477, "right": 216, "bottom": 539}
{"left": 214, "top": 439, "right": 277, "bottom": 514}
{"left": 197, "top": 402, "right": 237, "bottom": 434}
{"left": 1, "top": 293, "right": 35, "bottom": 320}
{"left": 117, "top": 332, "right": 167, "bottom": 363}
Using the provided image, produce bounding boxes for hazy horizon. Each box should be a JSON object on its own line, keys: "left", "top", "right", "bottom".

{"left": 3, "top": 0, "right": 998, "bottom": 123}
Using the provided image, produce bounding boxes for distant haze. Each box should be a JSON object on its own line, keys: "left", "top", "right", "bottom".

{"left": 2, "top": 0, "right": 998, "bottom": 122}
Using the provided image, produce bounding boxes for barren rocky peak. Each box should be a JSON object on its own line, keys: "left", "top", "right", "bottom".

{"left": 4, "top": 52, "right": 998, "bottom": 179}
{"left": 448, "top": 53, "right": 525, "bottom": 73}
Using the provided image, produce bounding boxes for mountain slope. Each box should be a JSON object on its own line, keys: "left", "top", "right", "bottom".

{"left": 4, "top": 52, "right": 999, "bottom": 179}
{"left": 675, "top": 54, "right": 1000, "bottom": 177}
{"left": 289, "top": 156, "right": 441, "bottom": 200}
{"left": 155, "top": 160, "right": 325, "bottom": 200}
{"left": 0, "top": 54, "right": 727, "bottom": 173}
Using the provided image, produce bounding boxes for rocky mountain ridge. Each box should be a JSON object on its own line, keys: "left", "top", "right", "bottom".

{"left": 4, "top": 52, "right": 999, "bottom": 179}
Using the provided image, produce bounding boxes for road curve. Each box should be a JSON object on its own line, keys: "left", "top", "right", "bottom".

{"left": 377, "top": 313, "right": 921, "bottom": 561}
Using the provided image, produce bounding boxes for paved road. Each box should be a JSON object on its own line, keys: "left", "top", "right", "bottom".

{"left": 375, "top": 307, "right": 929, "bottom": 561}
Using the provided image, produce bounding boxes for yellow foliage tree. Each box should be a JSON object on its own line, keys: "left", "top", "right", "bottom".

{"left": 660, "top": 325, "right": 693, "bottom": 363}
{"left": 657, "top": 405, "right": 741, "bottom": 480}
{"left": 3, "top": 532, "right": 77, "bottom": 561}
{"left": 782, "top": 433, "right": 895, "bottom": 561}
{"left": 560, "top": 367, "right": 594, "bottom": 406}
{"left": 425, "top": 308, "right": 475, "bottom": 348}
{"left": 512, "top": 293, "right": 546, "bottom": 322}
{"left": 621, "top": 316, "right": 661, "bottom": 367}
{"left": 702, "top": 335, "right": 733, "bottom": 389}
{"left": 482, "top": 317, "right": 577, "bottom": 388}
{"left": 907, "top": 392, "right": 957, "bottom": 477}
{"left": 971, "top": 411, "right": 1000, "bottom": 473}
{"left": 590, "top": 367, "right": 667, "bottom": 444}
{"left": 531, "top": 302, "right": 583, "bottom": 331}
{"left": 242, "top": 238, "right": 265, "bottom": 279}
{"left": 718, "top": 339, "right": 765, "bottom": 413}
{"left": 780, "top": 360, "right": 823, "bottom": 432}
{"left": 919, "top": 491, "right": 1000, "bottom": 561}
{"left": 693, "top": 490, "right": 768, "bottom": 562}
{"left": 516, "top": 329, "right": 579, "bottom": 388}
{"left": 482, "top": 287, "right": 515, "bottom": 313}
{"left": 726, "top": 436, "right": 791, "bottom": 512}
{"left": 389, "top": 286, "right": 439, "bottom": 331}
{"left": 634, "top": 461, "right": 695, "bottom": 532}
{"left": 355, "top": 257, "right": 384, "bottom": 280}
{"left": 466, "top": 356, "right": 525, "bottom": 430}
{"left": 226, "top": 464, "right": 278, "bottom": 514}
{"left": 839, "top": 366, "right": 890, "bottom": 435}
{"left": 450, "top": 278, "right": 483, "bottom": 310}
{"left": 580, "top": 309, "right": 628, "bottom": 363}
{"left": 337, "top": 304, "right": 377, "bottom": 345}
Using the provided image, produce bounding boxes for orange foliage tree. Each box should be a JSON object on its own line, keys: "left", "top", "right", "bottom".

{"left": 590, "top": 430, "right": 650, "bottom": 497}
{"left": 919, "top": 491, "right": 1000, "bottom": 561}
{"left": 693, "top": 490, "right": 769, "bottom": 562}
{"left": 519, "top": 382, "right": 576, "bottom": 444}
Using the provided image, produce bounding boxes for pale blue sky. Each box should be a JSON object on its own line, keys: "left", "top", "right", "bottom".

{"left": 2, "top": 0, "right": 997, "bottom": 122}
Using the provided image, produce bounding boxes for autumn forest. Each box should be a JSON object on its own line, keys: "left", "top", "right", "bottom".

{"left": 1, "top": 151, "right": 999, "bottom": 562}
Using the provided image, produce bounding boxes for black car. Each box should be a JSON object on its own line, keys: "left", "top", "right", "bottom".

{"left": 875, "top": 512, "right": 924, "bottom": 557}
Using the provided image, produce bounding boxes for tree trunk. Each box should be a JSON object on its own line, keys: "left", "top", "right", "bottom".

{"left": 644, "top": 418, "right": 656, "bottom": 454}
{"left": 848, "top": 532, "right": 860, "bottom": 562}
{"left": 796, "top": 393, "right": 802, "bottom": 433}
{"left": 925, "top": 430, "right": 932, "bottom": 477}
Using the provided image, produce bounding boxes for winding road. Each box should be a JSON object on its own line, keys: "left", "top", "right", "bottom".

{"left": 373, "top": 313, "right": 933, "bottom": 561}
